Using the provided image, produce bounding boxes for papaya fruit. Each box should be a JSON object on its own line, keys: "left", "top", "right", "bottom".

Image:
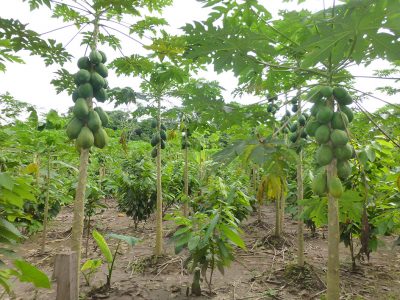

{"left": 73, "top": 98, "right": 89, "bottom": 120}
{"left": 76, "top": 126, "right": 94, "bottom": 149}
{"left": 291, "top": 104, "right": 298, "bottom": 113}
{"left": 151, "top": 119, "right": 158, "bottom": 128}
{"left": 316, "top": 106, "right": 333, "bottom": 124}
{"left": 66, "top": 117, "right": 83, "bottom": 140}
{"left": 87, "top": 110, "right": 102, "bottom": 132}
{"left": 300, "top": 130, "right": 307, "bottom": 139}
{"left": 72, "top": 89, "right": 79, "bottom": 102}
{"left": 334, "top": 143, "right": 353, "bottom": 161}
{"left": 320, "top": 86, "right": 333, "bottom": 98}
{"left": 315, "top": 125, "right": 330, "bottom": 144}
{"left": 267, "top": 104, "right": 274, "bottom": 113}
{"left": 339, "top": 105, "right": 354, "bottom": 123}
{"left": 333, "top": 87, "right": 352, "bottom": 105}
{"left": 74, "top": 69, "right": 91, "bottom": 85}
{"left": 160, "top": 130, "right": 167, "bottom": 141}
{"left": 332, "top": 111, "right": 349, "bottom": 130}
{"left": 312, "top": 172, "right": 327, "bottom": 196}
{"left": 337, "top": 160, "right": 352, "bottom": 179}
{"left": 94, "top": 88, "right": 108, "bottom": 102}
{"left": 290, "top": 123, "right": 298, "bottom": 133}
{"left": 290, "top": 97, "right": 298, "bottom": 105}
{"left": 98, "top": 50, "right": 107, "bottom": 63}
{"left": 77, "top": 56, "right": 91, "bottom": 70}
{"left": 305, "top": 119, "right": 319, "bottom": 137}
{"left": 151, "top": 147, "right": 158, "bottom": 158}
{"left": 285, "top": 110, "right": 291, "bottom": 117}
{"left": 151, "top": 134, "right": 160, "bottom": 147}
{"left": 289, "top": 133, "right": 298, "bottom": 143}
{"left": 103, "top": 78, "right": 109, "bottom": 89}
{"left": 94, "top": 127, "right": 108, "bottom": 149}
{"left": 316, "top": 144, "right": 333, "bottom": 166}
{"left": 161, "top": 124, "right": 167, "bottom": 131}
{"left": 95, "top": 63, "right": 108, "bottom": 78}
{"left": 78, "top": 83, "right": 93, "bottom": 99}
{"left": 94, "top": 107, "right": 109, "bottom": 126}
{"left": 328, "top": 176, "right": 343, "bottom": 198}
{"left": 161, "top": 139, "right": 166, "bottom": 149}
{"left": 330, "top": 129, "right": 348, "bottom": 146}
{"left": 298, "top": 115, "right": 306, "bottom": 126}
{"left": 90, "top": 72, "right": 105, "bottom": 90}
{"left": 89, "top": 50, "right": 102, "bottom": 65}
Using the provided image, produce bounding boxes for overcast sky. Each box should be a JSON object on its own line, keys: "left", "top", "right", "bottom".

{"left": 0, "top": 0, "right": 398, "bottom": 117}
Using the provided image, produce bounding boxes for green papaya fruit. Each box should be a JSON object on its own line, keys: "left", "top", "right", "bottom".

{"left": 291, "top": 104, "right": 298, "bottom": 112}
{"left": 161, "top": 123, "right": 167, "bottom": 131}
{"left": 312, "top": 172, "right": 327, "bottom": 196}
{"left": 298, "top": 115, "right": 306, "bottom": 126}
{"left": 160, "top": 130, "right": 167, "bottom": 141}
{"left": 94, "top": 107, "right": 109, "bottom": 126}
{"left": 330, "top": 129, "right": 348, "bottom": 146}
{"left": 161, "top": 139, "right": 166, "bottom": 149}
{"left": 300, "top": 130, "right": 307, "bottom": 139}
{"left": 340, "top": 105, "right": 354, "bottom": 123}
{"left": 328, "top": 176, "right": 343, "bottom": 198}
{"left": 95, "top": 63, "right": 108, "bottom": 78}
{"left": 77, "top": 56, "right": 91, "bottom": 70}
{"left": 90, "top": 72, "right": 105, "bottom": 90}
{"left": 320, "top": 86, "right": 333, "bottom": 98}
{"left": 151, "top": 134, "right": 160, "bottom": 146}
{"left": 305, "top": 119, "right": 319, "bottom": 137}
{"left": 315, "top": 125, "right": 330, "bottom": 144}
{"left": 310, "top": 100, "right": 325, "bottom": 116}
{"left": 94, "top": 88, "right": 108, "bottom": 102}
{"left": 290, "top": 97, "right": 298, "bottom": 105}
{"left": 290, "top": 123, "right": 298, "bottom": 133}
{"left": 289, "top": 133, "right": 298, "bottom": 143}
{"left": 94, "top": 127, "right": 108, "bottom": 149}
{"left": 334, "top": 144, "right": 353, "bottom": 161}
{"left": 74, "top": 69, "right": 91, "bottom": 85}
{"left": 332, "top": 111, "right": 349, "bottom": 130}
{"left": 76, "top": 126, "right": 94, "bottom": 149}
{"left": 98, "top": 50, "right": 107, "bottom": 63}
{"left": 316, "top": 144, "right": 333, "bottom": 166}
{"left": 89, "top": 50, "right": 102, "bottom": 65}
{"left": 66, "top": 117, "right": 83, "bottom": 140}
{"left": 151, "top": 147, "right": 158, "bottom": 158}
{"left": 333, "top": 87, "right": 352, "bottom": 105}
{"left": 316, "top": 106, "right": 333, "bottom": 124}
{"left": 78, "top": 83, "right": 93, "bottom": 99}
{"left": 73, "top": 98, "right": 89, "bottom": 120}
{"left": 337, "top": 160, "right": 352, "bottom": 179}
{"left": 87, "top": 110, "right": 102, "bottom": 132}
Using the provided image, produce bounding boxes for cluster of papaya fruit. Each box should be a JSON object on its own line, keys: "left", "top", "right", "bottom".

{"left": 305, "top": 86, "right": 354, "bottom": 198}
{"left": 267, "top": 95, "right": 279, "bottom": 114}
{"left": 150, "top": 119, "right": 167, "bottom": 158}
{"left": 66, "top": 49, "right": 110, "bottom": 150}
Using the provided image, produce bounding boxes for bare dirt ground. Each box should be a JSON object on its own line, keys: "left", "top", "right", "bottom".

{"left": 9, "top": 199, "right": 400, "bottom": 300}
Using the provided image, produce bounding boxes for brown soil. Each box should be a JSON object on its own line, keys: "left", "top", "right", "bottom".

{"left": 9, "top": 199, "right": 400, "bottom": 300}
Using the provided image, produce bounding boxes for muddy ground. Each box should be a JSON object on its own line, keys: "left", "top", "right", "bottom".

{"left": 8, "top": 199, "right": 400, "bottom": 299}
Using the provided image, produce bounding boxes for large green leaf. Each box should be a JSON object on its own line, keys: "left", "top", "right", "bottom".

{"left": 107, "top": 233, "right": 140, "bottom": 247}
{"left": 13, "top": 260, "right": 51, "bottom": 289}
{"left": 92, "top": 230, "right": 113, "bottom": 263}
{"left": 219, "top": 224, "right": 246, "bottom": 250}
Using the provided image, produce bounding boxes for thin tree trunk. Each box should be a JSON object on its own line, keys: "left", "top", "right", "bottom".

{"left": 275, "top": 195, "right": 281, "bottom": 237}
{"left": 327, "top": 162, "right": 340, "bottom": 300}
{"left": 71, "top": 149, "right": 90, "bottom": 293}
{"left": 183, "top": 137, "right": 189, "bottom": 217}
{"left": 279, "top": 185, "right": 285, "bottom": 236}
{"left": 154, "top": 96, "right": 163, "bottom": 256}
{"left": 41, "top": 151, "right": 51, "bottom": 253}
{"left": 297, "top": 151, "right": 305, "bottom": 266}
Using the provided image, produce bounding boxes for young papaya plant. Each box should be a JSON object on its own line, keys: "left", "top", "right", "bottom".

{"left": 92, "top": 230, "right": 140, "bottom": 289}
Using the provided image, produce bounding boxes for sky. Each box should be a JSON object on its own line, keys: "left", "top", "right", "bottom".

{"left": 0, "top": 0, "right": 398, "bottom": 117}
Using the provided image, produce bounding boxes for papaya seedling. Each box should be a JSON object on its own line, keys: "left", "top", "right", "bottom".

{"left": 92, "top": 230, "right": 140, "bottom": 288}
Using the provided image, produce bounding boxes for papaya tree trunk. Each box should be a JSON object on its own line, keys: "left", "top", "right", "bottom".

{"left": 41, "top": 151, "right": 51, "bottom": 253}
{"left": 275, "top": 195, "right": 281, "bottom": 238}
{"left": 183, "top": 131, "right": 189, "bottom": 216}
{"left": 297, "top": 151, "right": 305, "bottom": 266}
{"left": 327, "top": 162, "right": 340, "bottom": 300}
{"left": 297, "top": 95, "right": 305, "bottom": 267}
{"left": 154, "top": 95, "right": 163, "bottom": 255}
{"left": 70, "top": 15, "right": 99, "bottom": 296}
